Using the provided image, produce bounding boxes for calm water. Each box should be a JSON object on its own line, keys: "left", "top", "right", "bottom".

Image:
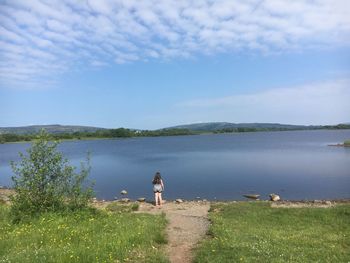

{"left": 0, "top": 130, "right": 349, "bottom": 201}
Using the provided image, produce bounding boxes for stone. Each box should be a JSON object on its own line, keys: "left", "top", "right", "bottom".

{"left": 120, "top": 190, "right": 128, "bottom": 195}
{"left": 243, "top": 194, "right": 260, "bottom": 200}
{"left": 175, "top": 199, "right": 183, "bottom": 203}
{"left": 137, "top": 197, "right": 146, "bottom": 202}
{"left": 202, "top": 199, "right": 208, "bottom": 202}
{"left": 323, "top": 201, "right": 332, "bottom": 205}
{"left": 120, "top": 198, "right": 130, "bottom": 203}
{"left": 1, "top": 196, "right": 9, "bottom": 202}
{"left": 269, "top": 194, "right": 280, "bottom": 202}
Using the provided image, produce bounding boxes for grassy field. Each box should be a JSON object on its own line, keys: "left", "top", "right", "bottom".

{"left": 194, "top": 202, "right": 350, "bottom": 263}
{"left": 0, "top": 203, "right": 168, "bottom": 263}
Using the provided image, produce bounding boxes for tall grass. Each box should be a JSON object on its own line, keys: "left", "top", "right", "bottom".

{"left": 194, "top": 202, "right": 350, "bottom": 263}
{"left": 0, "top": 204, "right": 168, "bottom": 263}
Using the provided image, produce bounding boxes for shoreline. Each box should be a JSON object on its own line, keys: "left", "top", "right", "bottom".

{"left": 328, "top": 143, "right": 350, "bottom": 147}
{"left": 1, "top": 188, "right": 349, "bottom": 205}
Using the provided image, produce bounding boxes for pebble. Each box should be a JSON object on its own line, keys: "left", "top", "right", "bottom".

{"left": 120, "top": 198, "right": 130, "bottom": 203}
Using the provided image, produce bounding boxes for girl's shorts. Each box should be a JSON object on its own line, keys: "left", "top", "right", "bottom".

{"left": 153, "top": 184, "right": 163, "bottom": 193}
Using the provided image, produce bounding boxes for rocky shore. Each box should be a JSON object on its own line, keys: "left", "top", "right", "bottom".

{"left": 1, "top": 188, "right": 349, "bottom": 207}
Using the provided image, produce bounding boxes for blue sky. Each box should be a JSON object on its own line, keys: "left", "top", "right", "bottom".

{"left": 0, "top": 0, "right": 349, "bottom": 129}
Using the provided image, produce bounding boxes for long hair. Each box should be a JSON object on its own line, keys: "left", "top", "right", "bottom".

{"left": 152, "top": 172, "right": 162, "bottom": 184}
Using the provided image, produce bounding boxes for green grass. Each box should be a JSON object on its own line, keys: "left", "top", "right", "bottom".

{"left": 344, "top": 140, "right": 350, "bottom": 146}
{"left": 105, "top": 202, "right": 139, "bottom": 213}
{"left": 194, "top": 202, "right": 350, "bottom": 263}
{"left": 0, "top": 204, "right": 168, "bottom": 263}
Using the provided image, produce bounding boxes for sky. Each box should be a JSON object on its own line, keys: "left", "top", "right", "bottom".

{"left": 0, "top": 0, "right": 349, "bottom": 129}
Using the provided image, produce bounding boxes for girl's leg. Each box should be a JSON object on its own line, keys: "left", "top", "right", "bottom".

{"left": 159, "top": 193, "right": 163, "bottom": 206}
{"left": 154, "top": 192, "right": 158, "bottom": 206}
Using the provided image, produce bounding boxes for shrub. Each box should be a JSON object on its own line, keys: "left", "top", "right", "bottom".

{"left": 10, "top": 130, "right": 94, "bottom": 222}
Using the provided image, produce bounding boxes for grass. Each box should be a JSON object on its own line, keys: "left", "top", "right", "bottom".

{"left": 194, "top": 202, "right": 350, "bottom": 263}
{"left": 0, "top": 204, "right": 168, "bottom": 263}
{"left": 344, "top": 140, "right": 350, "bottom": 146}
{"left": 105, "top": 202, "right": 140, "bottom": 213}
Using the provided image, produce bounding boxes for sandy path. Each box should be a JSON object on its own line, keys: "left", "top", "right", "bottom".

{"left": 138, "top": 201, "right": 210, "bottom": 263}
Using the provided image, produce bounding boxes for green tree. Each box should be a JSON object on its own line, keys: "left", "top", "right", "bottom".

{"left": 10, "top": 130, "right": 94, "bottom": 222}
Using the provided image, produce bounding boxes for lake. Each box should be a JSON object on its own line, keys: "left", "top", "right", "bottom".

{"left": 0, "top": 130, "right": 349, "bottom": 201}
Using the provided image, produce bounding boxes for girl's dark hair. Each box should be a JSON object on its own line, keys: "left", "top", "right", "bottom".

{"left": 152, "top": 172, "right": 162, "bottom": 184}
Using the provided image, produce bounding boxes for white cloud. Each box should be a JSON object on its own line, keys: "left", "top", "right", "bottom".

{"left": 0, "top": 0, "right": 349, "bottom": 88}
{"left": 178, "top": 79, "right": 350, "bottom": 125}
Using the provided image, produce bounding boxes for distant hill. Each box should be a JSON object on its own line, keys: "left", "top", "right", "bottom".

{"left": 166, "top": 122, "right": 317, "bottom": 131}
{"left": 0, "top": 125, "right": 105, "bottom": 135}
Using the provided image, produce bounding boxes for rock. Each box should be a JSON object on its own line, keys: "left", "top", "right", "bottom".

{"left": 137, "top": 197, "right": 146, "bottom": 202}
{"left": 120, "top": 190, "right": 128, "bottom": 195}
{"left": 202, "top": 199, "right": 208, "bottom": 202}
{"left": 196, "top": 196, "right": 201, "bottom": 199}
{"left": 243, "top": 194, "right": 260, "bottom": 200}
{"left": 175, "top": 199, "right": 183, "bottom": 203}
{"left": 120, "top": 198, "right": 130, "bottom": 203}
{"left": 91, "top": 197, "right": 97, "bottom": 202}
{"left": 323, "top": 201, "right": 332, "bottom": 205}
{"left": 269, "top": 194, "right": 280, "bottom": 202}
{"left": 1, "top": 196, "right": 9, "bottom": 202}
{"left": 114, "top": 196, "right": 119, "bottom": 200}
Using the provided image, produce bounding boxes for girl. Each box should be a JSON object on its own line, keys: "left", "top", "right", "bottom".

{"left": 152, "top": 172, "right": 164, "bottom": 207}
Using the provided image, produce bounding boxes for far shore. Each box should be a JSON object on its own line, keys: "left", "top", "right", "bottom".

{"left": 1, "top": 136, "right": 117, "bottom": 144}
{"left": 328, "top": 143, "right": 350, "bottom": 147}
{"left": 2, "top": 128, "right": 350, "bottom": 145}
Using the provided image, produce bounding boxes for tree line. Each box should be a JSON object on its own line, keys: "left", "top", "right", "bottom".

{"left": 0, "top": 128, "right": 196, "bottom": 143}
{"left": 213, "top": 124, "right": 350, "bottom": 134}
{"left": 1, "top": 124, "right": 349, "bottom": 143}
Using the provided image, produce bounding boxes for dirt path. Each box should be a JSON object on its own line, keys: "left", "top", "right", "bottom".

{"left": 138, "top": 201, "right": 210, "bottom": 263}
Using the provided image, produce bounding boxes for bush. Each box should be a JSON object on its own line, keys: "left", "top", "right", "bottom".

{"left": 10, "top": 130, "right": 94, "bottom": 222}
